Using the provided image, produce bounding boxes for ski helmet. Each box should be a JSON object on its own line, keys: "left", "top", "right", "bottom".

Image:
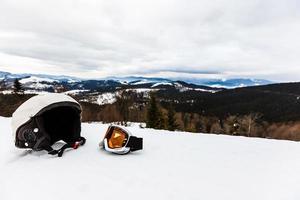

{"left": 11, "top": 93, "right": 85, "bottom": 157}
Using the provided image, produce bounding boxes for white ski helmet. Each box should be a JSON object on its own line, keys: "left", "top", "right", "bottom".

{"left": 11, "top": 93, "right": 85, "bottom": 157}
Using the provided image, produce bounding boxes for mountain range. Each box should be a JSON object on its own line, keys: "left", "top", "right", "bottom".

{"left": 0, "top": 71, "right": 272, "bottom": 92}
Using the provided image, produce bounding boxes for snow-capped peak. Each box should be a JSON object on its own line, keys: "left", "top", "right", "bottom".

{"left": 19, "top": 76, "right": 58, "bottom": 84}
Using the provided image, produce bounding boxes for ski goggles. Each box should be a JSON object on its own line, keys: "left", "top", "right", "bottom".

{"left": 100, "top": 125, "right": 143, "bottom": 154}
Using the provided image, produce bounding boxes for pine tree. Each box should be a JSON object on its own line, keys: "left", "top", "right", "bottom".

{"left": 146, "top": 93, "right": 166, "bottom": 129}
{"left": 0, "top": 80, "right": 5, "bottom": 90}
{"left": 167, "top": 104, "right": 178, "bottom": 131}
{"left": 156, "top": 110, "right": 166, "bottom": 129}
{"left": 146, "top": 93, "right": 159, "bottom": 128}
{"left": 183, "top": 113, "right": 190, "bottom": 130}
{"left": 13, "top": 79, "right": 24, "bottom": 94}
{"left": 116, "top": 91, "right": 131, "bottom": 126}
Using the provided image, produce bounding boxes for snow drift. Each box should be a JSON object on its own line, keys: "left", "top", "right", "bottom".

{"left": 1, "top": 117, "right": 300, "bottom": 200}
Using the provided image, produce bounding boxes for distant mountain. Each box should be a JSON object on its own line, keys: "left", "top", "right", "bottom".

{"left": 107, "top": 76, "right": 172, "bottom": 84}
{"left": 171, "top": 78, "right": 273, "bottom": 88}
{"left": 0, "top": 71, "right": 273, "bottom": 94}
{"left": 0, "top": 71, "right": 222, "bottom": 94}
{"left": 0, "top": 71, "right": 25, "bottom": 80}
{"left": 0, "top": 71, "right": 80, "bottom": 82}
{"left": 201, "top": 78, "right": 273, "bottom": 88}
{"left": 106, "top": 76, "right": 272, "bottom": 88}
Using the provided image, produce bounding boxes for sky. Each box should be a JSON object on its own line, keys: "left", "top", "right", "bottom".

{"left": 0, "top": 0, "right": 299, "bottom": 82}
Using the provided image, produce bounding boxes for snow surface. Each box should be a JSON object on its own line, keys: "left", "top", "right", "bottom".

{"left": 1, "top": 117, "right": 300, "bottom": 200}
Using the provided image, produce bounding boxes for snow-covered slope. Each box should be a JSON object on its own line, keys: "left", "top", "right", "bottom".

{"left": 97, "top": 92, "right": 117, "bottom": 105}
{"left": 1, "top": 117, "right": 300, "bottom": 200}
{"left": 19, "top": 76, "right": 58, "bottom": 84}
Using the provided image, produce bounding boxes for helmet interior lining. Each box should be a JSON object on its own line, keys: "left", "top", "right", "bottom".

{"left": 39, "top": 105, "right": 81, "bottom": 144}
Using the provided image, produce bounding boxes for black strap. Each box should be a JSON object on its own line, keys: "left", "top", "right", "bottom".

{"left": 57, "top": 143, "right": 73, "bottom": 157}
{"left": 126, "top": 136, "right": 143, "bottom": 152}
{"left": 43, "top": 137, "right": 86, "bottom": 157}
{"left": 44, "top": 145, "right": 59, "bottom": 155}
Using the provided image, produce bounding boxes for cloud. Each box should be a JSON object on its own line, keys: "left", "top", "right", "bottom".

{"left": 0, "top": 0, "right": 299, "bottom": 81}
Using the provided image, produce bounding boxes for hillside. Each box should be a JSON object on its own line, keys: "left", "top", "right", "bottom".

{"left": 1, "top": 117, "right": 300, "bottom": 200}
{"left": 2, "top": 81, "right": 300, "bottom": 141}
{"left": 158, "top": 82, "right": 300, "bottom": 123}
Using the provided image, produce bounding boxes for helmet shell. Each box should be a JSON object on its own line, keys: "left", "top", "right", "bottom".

{"left": 11, "top": 93, "right": 81, "bottom": 142}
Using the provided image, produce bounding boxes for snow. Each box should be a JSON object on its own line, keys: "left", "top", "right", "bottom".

{"left": 18, "top": 76, "right": 56, "bottom": 90}
{"left": 67, "top": 79, "right": 78, "bottom": 83}
{"left": 26, "top": 82, "right": 53, "bottom": 89}
{"left": 96, "top": 92, "right": 117, "bottom": 105}
{"left": 193, "top": 88, "right": 219, "bottom": 93}
{"left": 64, "top": 89, "right": 89, "bottom": 95}
{"left": 125, "top": 88, "right": 159, "bottom": 98}
{"left": 127, "top": 88, "right": 158, "bottom": 93}
{"left": 0, "top": 90, "right": 13, "bottom": 94}
{"left": 19, "top": 76, "right": 58, "bottom": 84}
{"left": 131, "top": 80, "right": 150, "bottom": 85}
{"left": 1, "top": 116, "right": 300, "bottom": 200}
{"left": 117, "top": 80, "right": 129, "bottom": 85}
{"left": 24, "top": 90, "right": 50, "bottom": 94}
{"left": 151, "top": 82, "right": 173, "bottom": 88}
{"left": 0, "top": 90, "right": 49, "bottom": 95}
{"left": 174, "top": 83, "right": 217, "bottom": 93}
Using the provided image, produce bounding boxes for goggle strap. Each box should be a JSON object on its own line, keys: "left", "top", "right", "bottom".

{"left": 126, "top": 136, "right": 143, "bottom": 152}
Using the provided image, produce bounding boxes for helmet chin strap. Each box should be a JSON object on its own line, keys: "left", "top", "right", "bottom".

{"left": 44, "top": 137, "right": 86, "bottom": 157}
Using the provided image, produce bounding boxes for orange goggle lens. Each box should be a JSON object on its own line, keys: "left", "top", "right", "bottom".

{"left": 107, "top": 127, "right": 128, "bottom": 149}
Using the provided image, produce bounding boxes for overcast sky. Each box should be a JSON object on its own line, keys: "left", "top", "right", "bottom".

{"left": 0, "top": 0, "right": 299, "bottom": 81}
